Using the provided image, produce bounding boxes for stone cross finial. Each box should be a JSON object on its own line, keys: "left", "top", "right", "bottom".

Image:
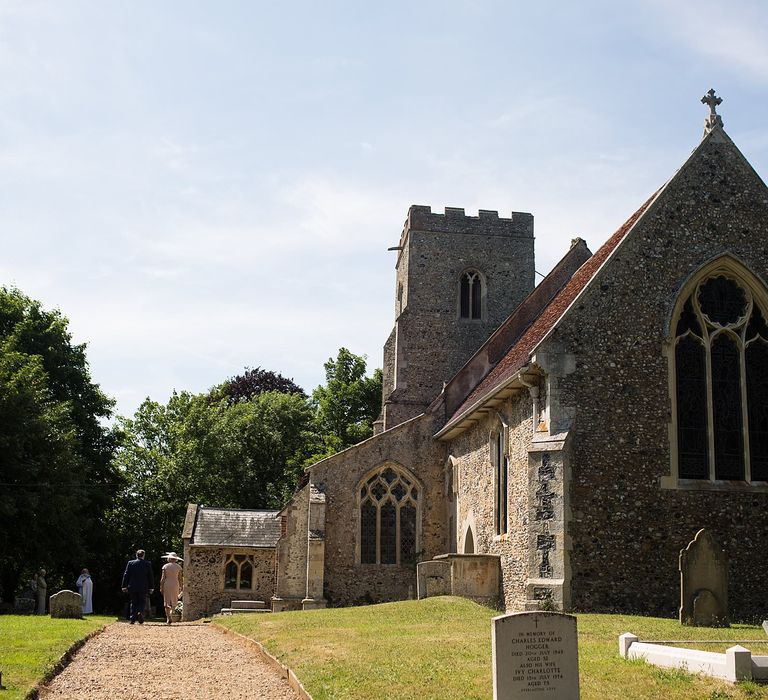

{"left": 701, "top": 88, "right": 724, "bottom": 134}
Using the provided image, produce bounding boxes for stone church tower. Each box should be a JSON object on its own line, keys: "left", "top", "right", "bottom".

{"left": 377, "top": 205, "right": 535, "bottom": 431}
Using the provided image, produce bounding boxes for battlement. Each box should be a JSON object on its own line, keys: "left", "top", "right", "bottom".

{"left": 402, "top": 205, "right": 534, "bottom": 241}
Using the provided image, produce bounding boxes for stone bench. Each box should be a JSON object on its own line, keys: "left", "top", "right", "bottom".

{"left": 220, "top": 599, "right": 270, "bottom": 614}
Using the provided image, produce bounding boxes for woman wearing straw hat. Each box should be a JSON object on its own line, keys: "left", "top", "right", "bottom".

{"left": 159, "top": 552, "right": 184, "bottom": 624}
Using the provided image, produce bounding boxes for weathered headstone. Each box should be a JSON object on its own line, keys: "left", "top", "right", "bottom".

{"left": 416, "top": 560, "right": 450, "bottom": 599}
{"left": 49, "top": 590, "right": 83, "bottom": 619}
{"left": 679, "top": 528, "right": 729, "bottom": 627}
{"left": 14, "top": 583, "right": 36, "bottom": 613}
{"left": 13, "top": 595, "right": 35, "bottom": 613}
{"left": 492, "top": 611, "right": 579, "bottom": 699}
{"left": 762, "top": 620, "right": 768, "bottom": 637}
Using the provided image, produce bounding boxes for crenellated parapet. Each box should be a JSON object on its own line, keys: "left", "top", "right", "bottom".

{"left": 400, "top": 205, "right": 533, "bottom": 245}
{"left": 382, "top": 202, "right": 536, "bottom": 431}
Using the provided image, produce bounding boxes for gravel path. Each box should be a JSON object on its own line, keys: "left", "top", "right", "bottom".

{"left": 39, "top": 621, "right": 300, "bottom": 700}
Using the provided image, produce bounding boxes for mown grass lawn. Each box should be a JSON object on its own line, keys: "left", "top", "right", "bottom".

{"left": 0, "top": 614, "right": 113, "bottom": 700}
{"left": 216, "top": 597, "right": 768, "bottom": 700}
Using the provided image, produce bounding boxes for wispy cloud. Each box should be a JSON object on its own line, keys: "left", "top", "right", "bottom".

{"left": 644, "top": 0, "right": 768, "bottom": 82}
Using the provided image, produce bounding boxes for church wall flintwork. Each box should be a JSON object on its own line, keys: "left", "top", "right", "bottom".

{"left": 381, "top": 207, "right": 534, "bottom": 430}
{"left": 308, "top": 414, "right": 448, "bottom": 606}
{"left": 451, "top": 391, "right": 535, "bottom": 611}
{"left": 253, "top": 100, "right": 767, "bottom": 622}
{"left": 182, "top": 546, "right": 275, "bottom": 620}
{"left": 272, "top": 484, "right": 309, "bottom": 611}
{"left": 552, "top": 131, "right": 768, "bottom": 620}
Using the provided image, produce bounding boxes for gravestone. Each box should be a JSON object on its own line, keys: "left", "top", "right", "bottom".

{"left": 14, "top": 583, "right": 36, "bottom": 613}
{"left": 13, "top": 595, "right": 35, "bottom": 613}
{"left": 416, "top": 559, "right": 450, "bottom": 599}
{"left": 49, "top": 590, "right": 83, "bottom": 619}
{"left": 492, "top": 611, "right": 579, "bottom": 699}
{"left": 762, "top": 620, "right": 768, "bottom": 636}
{"left": 679, "top": 528, "right": 729, "bottom": 627}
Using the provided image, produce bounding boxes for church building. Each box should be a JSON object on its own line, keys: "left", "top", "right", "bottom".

{"left": 184, "top": 92, "right": 768, "bottom": 621}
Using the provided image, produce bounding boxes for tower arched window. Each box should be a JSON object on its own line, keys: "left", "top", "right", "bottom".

{"left": 460, "top": 270, "right": 483, "bottom": 320}
{"left": 672, "top": 269, "right": 768, "bottom": 483}
{"left": 358, "top": 464, "right": 420, "bottom": 565}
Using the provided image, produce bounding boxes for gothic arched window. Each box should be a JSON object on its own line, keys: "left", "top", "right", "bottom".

{"left": 460, "top": 270, "right": 484, "bottom": 320}
{"left": 358, "top": 464, "right": 420, "bottom": 565}
{"left": 223, "top": 553, "right": 255, "bottom": 590}
{"left": 673, "top": 271, "right": 768, "bottom": 483}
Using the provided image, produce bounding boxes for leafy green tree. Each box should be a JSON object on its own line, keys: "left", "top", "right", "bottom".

{"left": 111, "top": 390, "right": 317, "bottom": 562}
{"left": 0, "top": 288, "right": 118, "bottom": 604}
{"left": 311, "top": 348, "right": 382, "bottom": 458}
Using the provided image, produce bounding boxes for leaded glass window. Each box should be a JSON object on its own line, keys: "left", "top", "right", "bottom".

{"left": 747, "top": 339, "right": 768, "bottom": 481}
{"left": 358, "top": 465, "right": 420, "bottom": 565}
{"left": 224, "top": 561, "right": 237, "bottom": 589}
{"left": 239, "top": 560, "right": 253, "bottom": 589}
{"left": 361, "top": 503, "right": 377, "bottom": 564}
{"left": 492, "top": 429, "right": 508, "bottom": 535}
{"left": 223, "top": 553, "right": 256, "bottom": 590}
{"left": 460, "top": 270, "right": 483, "bottom": 320}
{"left": 674, "top": 273, "right": 768, "bottom": 482}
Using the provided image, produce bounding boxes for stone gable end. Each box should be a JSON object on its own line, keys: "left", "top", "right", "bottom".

{"left": 549, "top": 129, "right": 768, "bottom": 617}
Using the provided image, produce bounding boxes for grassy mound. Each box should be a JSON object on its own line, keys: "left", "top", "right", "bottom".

{"left": 216, "top": 597, "right": 768, "bottom": 700}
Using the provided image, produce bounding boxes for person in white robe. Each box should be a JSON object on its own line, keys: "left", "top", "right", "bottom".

{"left": 76, "top": 569, "right": 93, "bottom": 614}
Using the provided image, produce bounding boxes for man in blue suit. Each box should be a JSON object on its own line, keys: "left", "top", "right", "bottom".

{"left": 121, "top": 549, "right": 154, "bottom": 624}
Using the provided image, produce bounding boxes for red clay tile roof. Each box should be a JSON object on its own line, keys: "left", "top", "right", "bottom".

{"left": 444, "top": 190, "right": 660, "bottom": 428}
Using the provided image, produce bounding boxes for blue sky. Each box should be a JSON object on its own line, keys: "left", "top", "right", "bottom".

{"left": 1, "top": 0, "right": 767, "bottom": 418}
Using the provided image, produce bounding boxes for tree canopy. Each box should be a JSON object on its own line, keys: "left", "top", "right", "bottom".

{"left": 111, "top": 389, "right": 318, "bottom": 563}
{"left": 0, "top": 288, "right": 382, "bottom": 614}
{"left": 0, "top": 288, "right": 118, "bottom": 604}
{"left": 216, "top": 366, "right": 306, "bottom": 404}
{"left": 311, "top": 347, "right": 383, "bottom": 457}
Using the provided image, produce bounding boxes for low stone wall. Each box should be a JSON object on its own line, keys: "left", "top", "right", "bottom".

{"left": 417, "top": 553, "right": 501, "bottom": 606}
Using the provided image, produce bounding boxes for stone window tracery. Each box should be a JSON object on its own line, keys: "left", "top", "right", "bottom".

{"left": 460, "top": 270, "right": 483, "bottom": 320}
{"left": 358, "top": 464, "right": 420, "bottom": 565}
{"left": 672, "top": 271, "right": 768, "bottom": 483}
{"left": 223, "top": 553, "right": 255, "bottom": 590}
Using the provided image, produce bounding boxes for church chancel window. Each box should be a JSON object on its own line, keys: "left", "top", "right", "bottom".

{"left": 359, "top": 465, "right": 420, "bottom": 565}
{"left": 673, "top": 271, "right": 768, "bottom": 483}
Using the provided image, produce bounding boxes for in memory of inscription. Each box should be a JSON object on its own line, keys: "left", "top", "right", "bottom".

{"left": 492, "top": 611, "right": 579, "bottom": 700}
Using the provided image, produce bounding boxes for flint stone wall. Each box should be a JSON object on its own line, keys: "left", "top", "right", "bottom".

{"left": 451, "top": 392, "right": 533, "bottom": 611}
{"left": 382, "top": 209, "right": 535, "bottom": 429}
{"left": 273, "top": 483, "right": 309, "bottom": 610}
{"left": 182, "top": 546, "right": 275, "bottom": 620}
{"left": 309, "top": 413, "right": 448, "bottom": 606}
{"left": 551, "top": 132, "right": 768, "bottom": 620}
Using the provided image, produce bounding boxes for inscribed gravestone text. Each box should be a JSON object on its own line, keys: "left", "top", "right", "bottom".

{"left": 492, "top": 611, "right": 579, "bottom": 699}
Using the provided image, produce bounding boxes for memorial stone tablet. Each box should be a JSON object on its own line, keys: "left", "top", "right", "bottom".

{"left": 492, "top": 611, "right": 579, "bottom": 699}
